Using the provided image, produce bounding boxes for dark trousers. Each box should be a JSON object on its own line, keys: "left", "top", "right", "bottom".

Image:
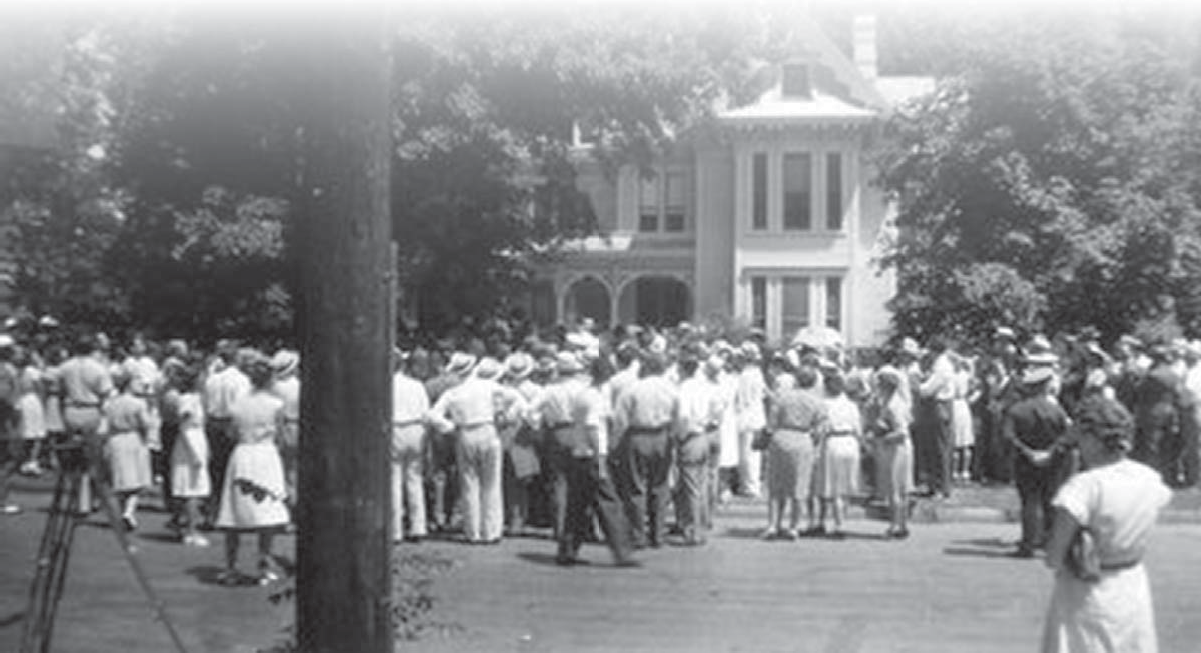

{"left": 1181, "top": 409, "right": 1200, "bottom": 487}
{"left": 205, "top": 418, "right": 236, "bottom": 520}
{"left": 545, "top": 448, "right": 572, "bottom": 540}
{"left": 930, "top": 401, "right": 954, "bottom": 496}
{"left": 1014, "top": 459, "right": 1058, "bottom": 552}
{"left": 425, "top": 433, "right": 459, "bottom": 529}
{"left": 623, "top": 431, "right": 671, "bottom": 547}
{"left": 559, "top": 456, "right": 632, "bottom": 563}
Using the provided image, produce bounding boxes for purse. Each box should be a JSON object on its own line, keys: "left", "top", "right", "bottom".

{"left": 1066, "top": 527, "right": 1101, "bottom": 582}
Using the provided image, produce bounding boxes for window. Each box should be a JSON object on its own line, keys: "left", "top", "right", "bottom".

{"left": 752, "top": 153, "right": 767, "bottom": 230}
{"left": 782, "top": 153, "right": 811, "bottom": 230}
{"left": 664, "top": 171, "right": 685, "bottom": 232}
{"left": 638, "top": 172, "right": 659, "bottom": 232}
{"left": 826, "top": 152, "right": 843, "bottom": 231}
{"left": 637, "top": 168, "right": 687, "bottom": 233}
{"left": 825, "top": 277, "right": 842, "bottom": 331}
{"left": 781, "top": 63, "right": 811, "bottom": 99}
{"left": 781, "top": 276, "right": 811, "bottom": 335}
{"left": 751, "top": 276, "right": 766, "bottom": 329}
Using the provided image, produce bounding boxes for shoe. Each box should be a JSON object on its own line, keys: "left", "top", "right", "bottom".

{"left": 781, "top": 529, "right": 799, "bottom": 541}
{"left": 217, "top": 570, "right": 243, "bottom": 587}
{"left": 827, "top": 530, "right": 847, "bottom": 541}
{"left": 19, "top": 461, "right": 42, "bottom": 476}
{"left": 613, "top": 557, "right": 641, "bottom": 568}
{"left": 258, "top": 570, "right": 281, "bottom": 585}
{"left": 1010, "top": 547, "right": 1035, "bottom": 559}
{"left": 759, "top": 527, "right": 779, "bottom": 541}
{"left": 122, "top": 515, "right": 138, "bottom": 532}
{"left": 894, "top": 528, "right": 910, "bottom": 540}
{"left": 801, "top": 525, "right": 826, "bottom": 538}
{"left": 184, "top": 534, "right": 211, "bottom": 548}
{"left": 0, "top": 504, "right": 21, "bottom": 515}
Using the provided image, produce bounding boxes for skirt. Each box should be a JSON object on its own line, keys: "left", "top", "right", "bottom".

{"left": 766, "top": 428, "right": 816, "bottom": 501}
{"left": 816, "top": 436, "right": 861, "bottom": 499}
{"left": 952, "top": 399, "right": 975, "bottom": 448}
{"left": 170, "top": 427, "right": 211, "bottom": 498}
{"left": 215, "top": 441, "right": 290, "bottom": 530}
{"left": 18, "top": 393, "right": 46, "bottom": 440}
{"left": 878, "top": 438, "right": 913, "bottom": 501}
{"left": 105, "top": 431, "right": 152, "bottom": 492}
{"left": 1041, "top": 565, "right": 1158, "bottom": 653}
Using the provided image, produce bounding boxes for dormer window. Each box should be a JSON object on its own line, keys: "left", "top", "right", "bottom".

{"left": 781, "top": 63, "right": 812, "bottom": 99}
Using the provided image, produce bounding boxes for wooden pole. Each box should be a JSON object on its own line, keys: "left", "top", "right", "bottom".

{"left": 290, "top": 3, "right": 393, "bottom": 652}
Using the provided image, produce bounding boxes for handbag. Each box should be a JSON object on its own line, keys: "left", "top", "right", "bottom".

{"left": 750, "top": 428, "right": 772, "bottom": 451}
{"left": 1066, "top": 527, "right": 1101, "bottom": 582}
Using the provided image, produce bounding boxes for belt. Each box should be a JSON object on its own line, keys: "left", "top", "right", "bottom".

{"left": 208, "top": 416, "right": 233, "bottom": 422}
{"left": 826, "top": 430, "right": 856, "bottom": 438}
{"left": 460, "top": 421, "right": 494, "bottom": 430}
{"left": 546, "top": 422, "right": 574, "bottom": 431}
{"left": 627, "top": 424, "right": 669, "bottom": 436}
{"left": 392, "top": 419, "right": 422, "bottom": 428}
{"left": 66, "top": 401, "right": 101, "bottom": 409}
{"left": 1100, "top": 559, "right": 1140, "bottom": 572}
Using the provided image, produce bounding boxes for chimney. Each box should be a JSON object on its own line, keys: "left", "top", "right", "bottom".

{"left": 852, "top": 14, "right": 877, "bottom": 81}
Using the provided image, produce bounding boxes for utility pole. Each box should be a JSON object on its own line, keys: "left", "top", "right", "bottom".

{"left": 290, "top": 3, "right": 393, "bottom": 651}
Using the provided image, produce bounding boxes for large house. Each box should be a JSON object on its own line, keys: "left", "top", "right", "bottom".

{"left": 535, "top": 16, "right": 932, "bottom": 348}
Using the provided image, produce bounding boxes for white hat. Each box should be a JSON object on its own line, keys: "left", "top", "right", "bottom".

{"left": 556, "top": 351, "right": 584, "bottom": 375}
{"left": 0, "top": 334, "right": 13, "bottom": 349}
{"left": 270, "top": 350, "right": 299, "bottom": 377}
{"left": 474, "top": 357, "right": 504, "bottom": 380}
{"left": 445, "top": 352, "right": 478, "bottom": 376}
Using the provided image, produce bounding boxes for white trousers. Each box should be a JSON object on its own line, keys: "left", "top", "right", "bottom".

{"left": 456, "top": 426, "right": 503, "bottom": 542}
{"left": 391, "top": 424, "right": 426, "bottom": 540}
{"left": 738, "top": 428, "right": 763, "bottom": 496}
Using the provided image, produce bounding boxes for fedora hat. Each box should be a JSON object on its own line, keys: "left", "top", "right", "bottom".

{"left": 556, "top": 351, "right": 584, "bottom": 375}
{"left": 270, "top": 349, "right": 299, "bottom": 378}
{"left": 445, "top": 352, "right": 478, "bottom": 376}
{"left": 504, "top": 352, "right": 534, "bottom": 380}
{"left": 474, "top": 357, "right": 504, "bottom": 380}
{"left": 1022, "top": 366, "right": 1055, "bottom": 386}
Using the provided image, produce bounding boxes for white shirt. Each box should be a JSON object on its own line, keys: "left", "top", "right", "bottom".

{"left": 391, "top": 371, "right": 429, "bottom": 425}
{"left": 427, "top": 376, "right": 527, "bottom": 434}
{"left": 203, "top": 365, "right": 251, "bottom": 419}
{"left": 919, "top": 353, "right": 956, "bottom": 401}
{"left": 676, "top": 374, "right": 722, "bottom": 438}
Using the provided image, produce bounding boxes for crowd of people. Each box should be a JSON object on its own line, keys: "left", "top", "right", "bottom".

{"left": 0, "top": 316, "right": 1185, "bottom": 649}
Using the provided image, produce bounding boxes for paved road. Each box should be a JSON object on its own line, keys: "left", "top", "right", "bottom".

{"left": 1, "top": 480, "right": 1199, "bottom": 653}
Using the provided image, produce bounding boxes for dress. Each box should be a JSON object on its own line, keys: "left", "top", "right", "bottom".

{"left": 817, "top": 394, "right": 862, "bottom": 498}
{"left": 1041, "top": 459, "right": 1171, "bottom": 653}
{"left": 951, "top": 371, "right": 975, "bottom": 448}
{"left": 215, "top": 390, "right": 290, "bottom": 530}
{"left": 169, "top": 392, "right": 210, "bottom": 498}
{"left": 766, "top": 387, "right": 827, "bottom": 501}
{"left": 103, "top": 393, "right": 152, "bottom": 492}
{"left": 874, "top": 393, "right": 913, "bottom": 501}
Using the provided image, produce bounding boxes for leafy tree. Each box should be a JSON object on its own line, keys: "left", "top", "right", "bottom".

{"left": 876, "top": 10, "right": 1201, "bottom": 346}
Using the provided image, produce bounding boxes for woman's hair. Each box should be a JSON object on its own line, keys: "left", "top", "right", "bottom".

{"left": 1075, "top": 394, "right": 1134, "bottom": 453}
{"left": 794, "top": 365, "right": 819, "bottom": 390}
{"left": 823, "top": 371, "right": 846, "bottom": 396}
{"left": 589, "top": 355, "right": 614, "bottom": 386}
{"left": 244, "top": 355, "right": 275, "bottom": 390}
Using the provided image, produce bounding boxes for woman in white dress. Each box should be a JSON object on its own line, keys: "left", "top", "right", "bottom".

{"left": 1041, "top": 393, "right": 1171, "bottom": 653}
{"left": 215, "top": 353, "right": 290, "bottom": 585}
{"left": 815, "top": 372, "right": 862, "bottom": 538}
{"left": 950, "top": 353, "right": 977, "bottom": 483}
{"left": 168, "top": 364, "right": 210, "bottom": 547}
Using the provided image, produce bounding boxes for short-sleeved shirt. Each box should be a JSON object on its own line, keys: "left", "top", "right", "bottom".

{"left": 1052, "top": 459, "right": 1170, "bottom": 566}
{"left": 104, "top": 393, "right": 150, "bottom": 435}
{"left": 59, "top": 354, "right": 114, "bottom": 407}
{"left": 824, "top": 394, "right": 861, "bottom": 436}
{"left": 229, "top": 391, "right": 284, "bottom": 445}
{"left": 770, "top": 387, "right": 828, "bottom": 433}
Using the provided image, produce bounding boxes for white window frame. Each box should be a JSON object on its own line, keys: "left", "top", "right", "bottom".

{"left": 741, "top": 271, "right": 846, "bottom": 342}
{"left": 635, "top": 165, "right": 688, "bottom": 234}
{"left": 742, "top": 148, "right": 849, "bottom": 236}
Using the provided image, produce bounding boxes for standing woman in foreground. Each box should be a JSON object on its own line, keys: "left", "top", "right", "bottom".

{"left": 1041, "top": 393, "right": 1171, "bottom": 652}
{"left": 214, "top": 352, "right": 290, "bottom": 585}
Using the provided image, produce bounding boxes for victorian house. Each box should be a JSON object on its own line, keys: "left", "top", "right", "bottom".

{"left": 536, "top": 16, "right": 932, "bottom": 348}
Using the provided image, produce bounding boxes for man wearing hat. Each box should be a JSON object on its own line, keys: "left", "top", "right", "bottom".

{"left": 423, "top": 351, "right": 470, "bottom": 533}
{"left": 428, "top": 355, "right": 528, "bottom": 544}
{"left": 734, "top": 341, "right": 768, "bottom": 499}
{"left": 500, "top": 352, "right": 543, "bottom": 536}
{"left": 532, "top": 351, "right": 588, "bottom": 541}
{"left": 1001, "top": 365, "right": 1072, "bottom": 558}
{"left": 390, "top": 348, "right": 430, "bottom": 543}
{"left": 917, "top": 337, "right": 956, "bottom": 498}
{"left": 612, "top": 350, "right": 680, "bottom": 549}
{"left": 1131, "top": 342, "right": 1187, "bottom": 486}
{"left": 673, "top": 349, "right": 724, "bottom": 545}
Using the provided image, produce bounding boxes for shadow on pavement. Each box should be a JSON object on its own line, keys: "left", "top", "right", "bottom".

{"left": 0, "top": 612, "right": 24, "bottom": 628}
{"left": 942, "top": 546, "right": 1025, "bottom": 560}
{"left": 516, "top": 552, "right": 570, "bottom": 567}
{"left": 952, "top": 536, "right": 1014, "bottom": 549}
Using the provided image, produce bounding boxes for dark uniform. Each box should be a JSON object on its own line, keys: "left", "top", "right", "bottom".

{"left": 1002, "top": 382, "right": 1070, "bottom": 556}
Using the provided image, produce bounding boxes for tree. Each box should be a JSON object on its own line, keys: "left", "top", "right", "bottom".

{"left": 876, "top": 9, "right": 1201, "bottom": 345}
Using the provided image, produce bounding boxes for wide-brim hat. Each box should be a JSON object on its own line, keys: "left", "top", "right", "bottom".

{"left": 0, "top": 334, "right": 14, "bottom": 349}
{"left": 1022, "top": 366, "right": 1055, "bottom": 386}
{"left": 995, "top": 326, "right": 1016, "bottom": 341}
{"left": 270, "top": 349, "right": 299, "bottom": 377}
{"left": 874, "top": 365, "right": 902, "bottom": 388}
{"left": 445, "top": 352, "right": 478, "bottom": 376}
{"left": 739, "top": 341, "right": 761, "bottom": 362}
{"left": 1025, "top": 334, "right": 1053, "bottom": 355}
{"left": 556, "top": 351, "right": 584, "bottom": 375}
{"left": 897, "top": 337, "right": 925, "bottom": 359}
{"left": 1024, "top": 351, "right": 1059, "bottom": 367}
{"left": 504, "top": 352, "right": 534, "bottom": 380}
{"left": 474, "top": 357, "right": 504, "bottom": 380}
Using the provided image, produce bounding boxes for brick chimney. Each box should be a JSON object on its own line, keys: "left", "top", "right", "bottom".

{"left": 852, "top": 14, "right": 877, "bottom": 81}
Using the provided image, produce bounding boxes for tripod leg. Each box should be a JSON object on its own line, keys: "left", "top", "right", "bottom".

{"left": 20, "top": 466, "right": 81, "bottom": 653}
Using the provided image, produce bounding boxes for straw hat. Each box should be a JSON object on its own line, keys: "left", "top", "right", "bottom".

{"left": 445, "top": 352, "right": 478, "bottom": 376}
{"left": 270, "top": 350, "right": 299, "bottom": 378}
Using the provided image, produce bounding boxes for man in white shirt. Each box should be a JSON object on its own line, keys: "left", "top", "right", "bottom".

{"left": 673, "top": 350, "right": 723, "bottom": 545}
{"left": 390, "top": 348, "right": 430, "bottom": 543}
{"left": 918, "top": 337, "right": 956, "bottom": 498}
{"left": 202, "top": 340, "right": 251, "bottom": 523}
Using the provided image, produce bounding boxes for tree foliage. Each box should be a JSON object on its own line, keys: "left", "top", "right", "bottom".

{"left": 876, "top": 9, "right": 1201, "bottom": 345}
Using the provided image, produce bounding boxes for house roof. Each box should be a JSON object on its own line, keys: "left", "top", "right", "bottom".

{"left": 718, "top": 89, "right": 877, "bottom": 126}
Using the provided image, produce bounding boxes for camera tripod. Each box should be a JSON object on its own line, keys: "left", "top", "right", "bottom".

{"left": 19, "top": 441, "right": 188, "bottom": 653}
